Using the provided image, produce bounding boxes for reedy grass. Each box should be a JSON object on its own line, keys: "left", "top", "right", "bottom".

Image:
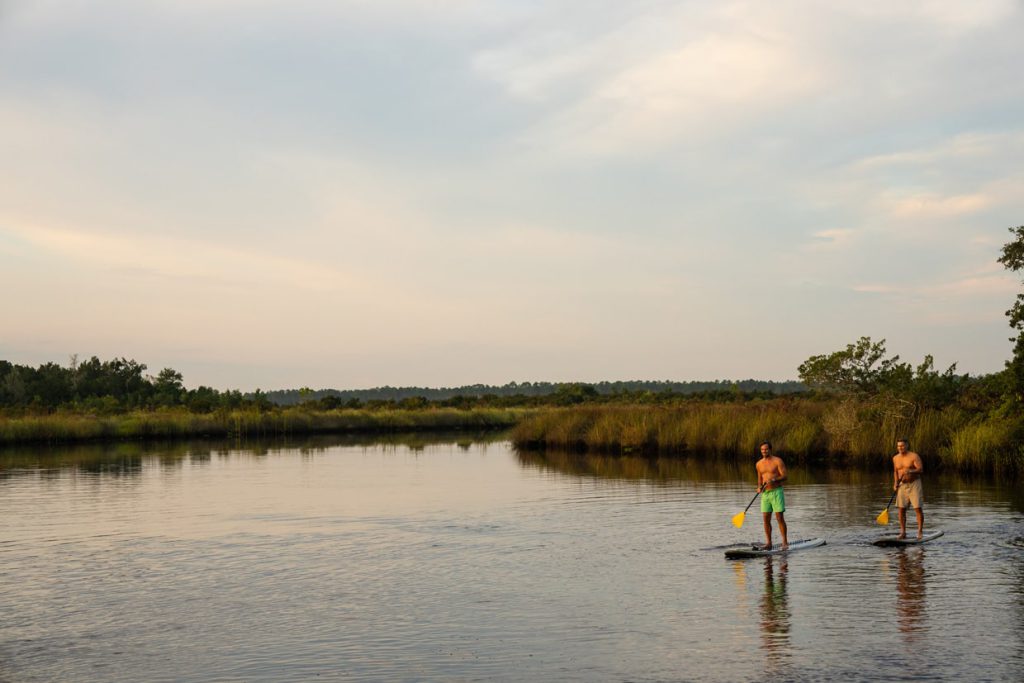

{"left": 945, "top": 418, "right": 1023, "bottom": 473}
{"left": 511, "top": 401, "right": 1023, "bottom": 474}
{"left": 513, "top": 403, "right": 828, "bottom": 461}
{"left": 0, "top": 407, "right": 530, "bottom": 445}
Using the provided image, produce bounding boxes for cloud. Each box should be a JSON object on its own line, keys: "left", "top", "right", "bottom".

{"left": 933, "top": 273, "right": 1019, "bottom": 297}
{"left": 887, "top": 192, "right": 993, "bottom": 219}
{"left": 852, "top": 284, "right": 898, "bottom": 294}
{"left": 803, "top": 228, "right": 858, "bottom": 252}
{"left": 516, "top": 31, "right": 823, "bottom": 156}
{"left": 851, "top": 271, "right": 1016, "bottom": 298}
{"left": 1, "top": 219, "right": 354, "bottom": 292}
{"left": 852, "top": 132, "right": 1024, "bottom": 174}
{"left": 839, "top": 0, "right": 1019, "bottom": 32}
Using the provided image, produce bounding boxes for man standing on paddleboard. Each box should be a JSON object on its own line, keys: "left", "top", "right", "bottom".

{"left": 893, "top": 438, "right": 925, "bottom": 539}
{"left": 756, "top": 441, "right": 788, "bottom": 550}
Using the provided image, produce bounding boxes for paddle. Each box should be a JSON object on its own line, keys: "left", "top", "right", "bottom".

{"left": 876, "top": 474, "right": 904, "bottom": 525}
{"left": 732, "top": 482, "right": 767, "bottom": 529}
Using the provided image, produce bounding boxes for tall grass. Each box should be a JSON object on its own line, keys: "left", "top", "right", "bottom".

{"left": 0, "top": 407, "right": 529, "bottom": 445}
{"left": 945, "top": 419, "right": 1023, "bottom": 473}
{"left": 511, "top": 401, "right": 1022, "bottom": 474}
{"left": 512, "top": 403, "right": 828, "bottom": 461}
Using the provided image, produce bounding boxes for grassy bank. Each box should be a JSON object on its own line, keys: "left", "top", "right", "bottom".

{"left": 0, "top": 407, "right": 529, "bottom": 445}
{"left": 510, "top": 401, "right": 1024, "bottom": 474}
{"left": 7, "top": 400, "right": 1021, "bottom": 475}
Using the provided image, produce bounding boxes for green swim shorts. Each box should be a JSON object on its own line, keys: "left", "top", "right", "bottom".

{"left": 761, "top": 487, "right": 786, "bottom": 513}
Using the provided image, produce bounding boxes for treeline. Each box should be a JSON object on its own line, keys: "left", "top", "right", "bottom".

{"left": 0, "top": 357, "right": 261, "bottom": 414}
{"left": 265, "top": 379, "right": 806, "bottom": 406}
{"left": 0, "top": 357, "right": 806, "bottom": 415}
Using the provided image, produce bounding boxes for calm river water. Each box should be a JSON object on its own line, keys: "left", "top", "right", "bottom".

{"left": 2, "top": 435, "right": 1022, "bottom": 682}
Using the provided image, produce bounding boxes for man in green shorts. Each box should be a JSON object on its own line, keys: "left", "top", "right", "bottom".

{"left": 756, "top": 441, "right": 789, "bottom": 550}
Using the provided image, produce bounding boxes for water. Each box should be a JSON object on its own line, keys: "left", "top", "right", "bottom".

{"left": 1, "top": 437, "right": 1022, "bottom": 682}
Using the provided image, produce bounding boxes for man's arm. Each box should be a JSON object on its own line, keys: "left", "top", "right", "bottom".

{"left": 773, "top": 459, "right": 788, "bottom": 485}
{"left": 911, "top": 453, "right": 923, "bottom": 474}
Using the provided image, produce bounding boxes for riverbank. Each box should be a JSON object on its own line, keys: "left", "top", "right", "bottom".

{"left": 0, "top": 407, "right": 529, "bottom": 445}
{"left": 510, "top": 401, "right": 1023, "bottom": 474}
{"left": 5, "top": 400, "right": 1020, "bottom": 475}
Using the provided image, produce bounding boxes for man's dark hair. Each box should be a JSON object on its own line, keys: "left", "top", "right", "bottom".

{"left": 897, "top": 438, "right": 910, "bottom": 446}
{"left": 760, "top": 441, "right": 773, "bottom": 450}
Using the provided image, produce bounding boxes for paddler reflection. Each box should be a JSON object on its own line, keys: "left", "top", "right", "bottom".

{"left": 896, "top": 547, "right": 927, "bottom": 638}
{"left": 759, "top": 556, "right": 791, "bottom": 657}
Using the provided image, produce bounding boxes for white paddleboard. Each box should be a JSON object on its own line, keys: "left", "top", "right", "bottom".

{"left": 725, "top": 537, "right": 826, "bottom": 559}
{"left": 873, "top": 530, "right": 944, "bottom": 546}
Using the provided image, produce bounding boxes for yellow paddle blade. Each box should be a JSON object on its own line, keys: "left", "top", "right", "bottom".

{"left": 731, "top": 511, "right": 746, "bottom": 528}
{"left": 876, "top": 508, "right": 889, "bottom": 525}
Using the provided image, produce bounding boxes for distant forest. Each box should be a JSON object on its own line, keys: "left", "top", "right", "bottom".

{"left": 0, "top": 355, "right": 804, "bottom": 413}
{"left": 264, "top": 380, "right": 806, "bottom": 406}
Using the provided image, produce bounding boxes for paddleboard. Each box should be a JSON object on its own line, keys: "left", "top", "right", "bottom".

{"left": 725, "top": 537, "right": 826, "bottom": 559}
{"left": 873, "top": 530, "right": 944, "bottom": 546}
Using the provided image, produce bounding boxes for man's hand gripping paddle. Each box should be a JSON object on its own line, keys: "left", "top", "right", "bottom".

{"left": 876, "top": 475, "right": 904, "bottom": 525}
{"left": 732, "top": 482, "right": 768, "bottom": 529}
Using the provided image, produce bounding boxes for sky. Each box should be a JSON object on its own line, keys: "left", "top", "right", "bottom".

{"left": 2, "top": 0, "right": 1023, "bottom": 391}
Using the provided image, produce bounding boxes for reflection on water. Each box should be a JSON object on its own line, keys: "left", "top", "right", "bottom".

{"left": 515, "top": 449, "right": 747, "bottom": 482}
{"left": 514, "top": 448, "right": 1024, "bottom": 515}
{"left": 759, "top": 557, "right": 791, "bottom": 661}
{"left": 895, "top": 548, "right": 927, "bottom": 640}
{"left": 2, "top": 436, "right": 1023, "bottom": 682}
{"left": 0, "top": 431, "right": 505, "bottom": 479}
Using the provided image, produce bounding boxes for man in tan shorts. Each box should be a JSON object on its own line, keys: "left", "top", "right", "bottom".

{"left": 892, "top": 438, "right": 924, "bottom": 539}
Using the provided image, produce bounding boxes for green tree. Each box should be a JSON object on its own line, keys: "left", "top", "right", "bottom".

{"left": 799, "top": 337, "right": 963, "bottom": 411}
{"left": 998, "top": 225, "right": 1024, "bottom": 400}
{"left": 153, "top": 368, "right": 185, "bottom": 407}
{"left": 553, "top": 383, "right": 599, "bottom": 405}
{"left": 26, "top": 362, "right": 74, "bottom": 407}
{"left": 797, "top": 337, "right": 906, "bottom": 395}
{"left": 0, "top": 362, "right": 27, "bottom": 406}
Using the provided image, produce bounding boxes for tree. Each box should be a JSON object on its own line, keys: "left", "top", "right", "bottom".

{"left": 152, "top": 368, "right": 185, "bottom": 407}
{"left": 0, "top": 362, "right": 26, "bottom": 406}
{"left": 26, "top": 362, "right": 74, "bottom": 407}
{"left": 998, "top": 225, "right": 1024, "bottom": 400}
{"left": 553, "top": 383, "right": 599, "bottom": 405}
{"left": 799, "top": 337, "right": 964, "bottom": 413}
{"left": 797, "top": 337, "right": 906, "bottom": 395}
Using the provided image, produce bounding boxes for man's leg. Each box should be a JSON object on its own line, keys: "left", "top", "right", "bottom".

{"left": 897, "top": 507, "right": 907, "bottom": 539}
{"left": 914, "top": 507, "right": 924, "bottom": 539}
{"left": 762, "top": 512, "right": 773, "bottom": 550}
{"left": 776, "top": 512, "right": 788, "bottom": 549}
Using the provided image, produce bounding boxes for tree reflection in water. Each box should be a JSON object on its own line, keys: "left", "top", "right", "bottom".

{"left": 759, "top": 557, "right": 791, "bottom": 664}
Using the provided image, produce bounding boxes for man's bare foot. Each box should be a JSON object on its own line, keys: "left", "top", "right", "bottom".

{"left": 781, "top": 543, "right": 789, "bottom": 550}
{"left": 896, "top": 533, "right": 907, "bottom": 540}
{"left": 917, "top": 533, "right": 923, "bottom": 540}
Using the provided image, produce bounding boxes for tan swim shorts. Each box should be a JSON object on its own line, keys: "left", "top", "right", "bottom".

{"left": 896, "top": 478, "right": 923, "bottom": 509}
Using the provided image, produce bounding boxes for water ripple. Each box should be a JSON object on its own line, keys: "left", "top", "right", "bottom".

{"left": 1, "top": 442, "right": 1022, "bottom": 681}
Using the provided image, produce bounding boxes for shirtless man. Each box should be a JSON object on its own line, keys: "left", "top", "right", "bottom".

{"left": 756, "top": 441, "right": 788, "bottom": 550}
{"left": 893, "top": 438, "right": 924, "bottom": 539}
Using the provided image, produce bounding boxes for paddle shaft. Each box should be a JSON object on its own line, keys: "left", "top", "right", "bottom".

{"left": 742, "top": 482, "right": 768, "bottom": 514}
{"left": 883, "top": 474, "right": 905, "bottom": 512}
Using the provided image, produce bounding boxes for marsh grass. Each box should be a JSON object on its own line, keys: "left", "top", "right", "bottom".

{"left": 513, "top": 403, "right": 831, "bottom": 461}
{"left": 945, "top": 418, "right": 1024, "bottom": 473}
{"left": 0, "top": 407, "right": 529, "bottom": 445}
{"left": 511, "top": 402, "right": 1023, "bottom": 473}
